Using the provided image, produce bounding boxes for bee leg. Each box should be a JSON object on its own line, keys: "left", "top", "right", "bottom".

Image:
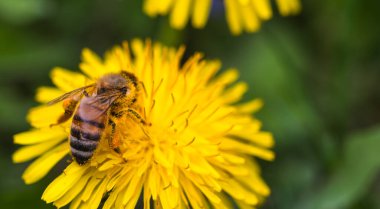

{"left": 126, "top": 108, "right": 151, "bottom": 126}
{"left": 107, "top": 119, "right": 121, "bottom": 153}
{"left": 83, "top": 90, "right": 90, "bottom": 97}
{"left": 112, "top": 108, "right": 150, "bottom": 126}
{"left": 51, "top": 98, "right": 79, "bottom": 126}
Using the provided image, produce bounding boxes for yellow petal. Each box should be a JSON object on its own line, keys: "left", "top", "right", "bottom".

{"left": 14, "top": 126, "right": 67, "bottom": 145}
{"left": 181, "top": 177, "right": 208, "bottom": 208}
{"left": 13, "top": 139, "right": 63, "bottom": 163}
{"left": 238, "top": 0, "right": 250, "bottom": 5}
{"left": 276, "top": 0, "right": 288, "bottom": 15}
{"left": 154, "top": 146, "right": 171, "bottom": 168}
{"left": 27, "top": 105, "right": 65, "bottom": 128}
{"left": 220, "top": 152, "right": 246, "bottom": 164}
{"left": 198, "top": 175, "right": 222, "bottom": 192}
{"left": 196, "top": 184, "right": 221, "bottom": 204}
{"left": 80, "top": 48, "right": 107, "bottom": 79}
{"left": 103, "top": 190, "right": 118, "bottom": 209}
{"left": 52, "top": 172, "right": 92, "bottom": 208}
{"left": 292, "top": 0, "right": 302, "bottom": 14}
{"left": 210, "top": 192, "right": 234, "bottom": 209}
{"left": 143, "top": 180, "right": 152, "bottom": 209}
{"left": 238, "top": 173, "right": 270, "bottom": 196}
{"left": 170, "top": 0, "right": 191, "bottom": 29}
{"left": 81, "top": 178, "right": 109, "bottom": 209}
{"left": 159, "top": 186, "right": 180, "bottom": 209}
{"left": 97, "top": 158, "right": 123, "bottom": 171}
{"left": 212, "top": 68, "right": 239, "bottom": 86}
{"left": 220, "top": 138, "right": 275, "bottom": 161}
{"left": 236, "top": 201, "right": 257, "bottom": 209}
{"left": 231, "top": 131, "right": 275, "bottom": 148}
{"left": 42, "top": 163, "right": 88, "bottom": 203}
{"left": 216, "top": 163, "right": 249, "bottom": 176}
{"left": 225, "top": 0, "right": 243, "bottom": 35}
{"left": 188, "top": 154, "right": 220, "bottom": 178}
{"left": 220, "top": 178, "right": 259, "bottom": 205}
{"left": 124, "top": 179, "right": 144, "bottom": 209}
{"left": 122, "top": 172, "right": 143, "bottom": 205}
{"left": 50, "top": 67, "right": 89, "bottom": 92}
{"left": 156, "top": 0, "right": 173, "bottom": 14}
{"left": 22, "top": 143, "right": 69, "bottom": 184}
{"left": 148, "top": 166, "right": 160, "bottom": 200}
{"left": 236, "top": 99, "right": 263, "bottom": 113}
{"left": 105, "top": 46, "right": 131, "bottom": 74}
{"left": 222, "top": 82, "right": 248, "bottom": 104}
{"left": 192, "top": 0, "right": 212, "bottom": 28}
{"left": 81, "top": 177, "right": 101, "bottom": 202}
{"left": 143, "top": 0, "right": 157, "bottom": 16}
{"left": 240, "top": 4, "right": 260, "bottom": 32}
{"left": 276, "top": 0, "right": 301, "bottom": 16}
{"left": 35, "top": 87, "right": 64, "bottom": 103}
{"left": 251, "top": 0, "right": 272, "bottom": 20}
{"left": 238, "top": 159, "right": 271, "bottom": 196}
{"left": 143, "top": 0, "right": 173, "bottom": 15}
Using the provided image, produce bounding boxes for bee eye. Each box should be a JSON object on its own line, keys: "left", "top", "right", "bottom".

{"left": 121, "top": 87, "right": 128, "bottom": 94}
{"left": 98, "top": 87, "right": 107, "bottom": 94}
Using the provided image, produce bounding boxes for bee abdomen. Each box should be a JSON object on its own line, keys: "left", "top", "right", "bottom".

{"left": 70, "top": 136, "right": 97, "bottom": 165}
{"left": 70, "top": 135, "right": 98, "bottom": 152}
{"left": 71, "top": 148, "right": 93, "bottom": 165}
{"left": 73, "top": 114, "right": 105, "bottom": 129}
{"left": 71, "top": 125, "right": 101, "bottom": 141}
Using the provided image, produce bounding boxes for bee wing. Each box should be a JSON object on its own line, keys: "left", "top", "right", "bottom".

{"left": 46, "top": 84, "right": 96, "bottom": 105}
{"left": 82, "top": 92, "right": 122, "bottom": 120}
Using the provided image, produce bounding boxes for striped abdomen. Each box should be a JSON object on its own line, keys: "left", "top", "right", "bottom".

{"left": 70, "top": 97, "right": 107, "bottom": 165}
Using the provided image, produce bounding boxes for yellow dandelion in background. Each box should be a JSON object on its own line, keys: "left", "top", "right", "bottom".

{"left": 13, "top": 39, "right": 275, "bottom": 209}
{"left": 143, "top": 0, "right": 301, "bottom": 35}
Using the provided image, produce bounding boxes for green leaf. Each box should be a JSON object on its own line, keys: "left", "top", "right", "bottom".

{"left": 297, "top": 125, "right": 380, "bottom": 209}
{"left": 0, "top": 0, "right": 52, "bottom": 25}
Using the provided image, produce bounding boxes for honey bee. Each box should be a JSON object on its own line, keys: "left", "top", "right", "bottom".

{"left": 47, "top": 71, "right": 148, "bottom": 165}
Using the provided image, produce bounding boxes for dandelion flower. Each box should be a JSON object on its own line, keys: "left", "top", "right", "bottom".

{"left": 143, "top": 0, "right": 301, "bottom": 35}
{"left": 13, "top": 39, "right": 275, "bottom": 209}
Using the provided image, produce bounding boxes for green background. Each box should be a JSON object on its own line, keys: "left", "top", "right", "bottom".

{"left": 1, "top": 0, "right": 380, "bottom": 208}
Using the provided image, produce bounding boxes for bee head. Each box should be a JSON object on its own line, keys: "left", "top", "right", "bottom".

{"left": 97, "top": 72, "right": 140, "bottom": 99}
{"left": 98, "top": 74, "right": 128, "bottom": 94}
{"left": 120, "top": 86, "right": 128, "bottom": 95}
{"left": 120, "top": 71, "right": 139, "bottom": 96}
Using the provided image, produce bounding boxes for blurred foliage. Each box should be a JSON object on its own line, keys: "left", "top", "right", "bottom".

{"left": 0, "top": 0, "right": 380, "bottom": 209}
{"left": 297, "top": 126, "right": 380, "bottom": 209}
